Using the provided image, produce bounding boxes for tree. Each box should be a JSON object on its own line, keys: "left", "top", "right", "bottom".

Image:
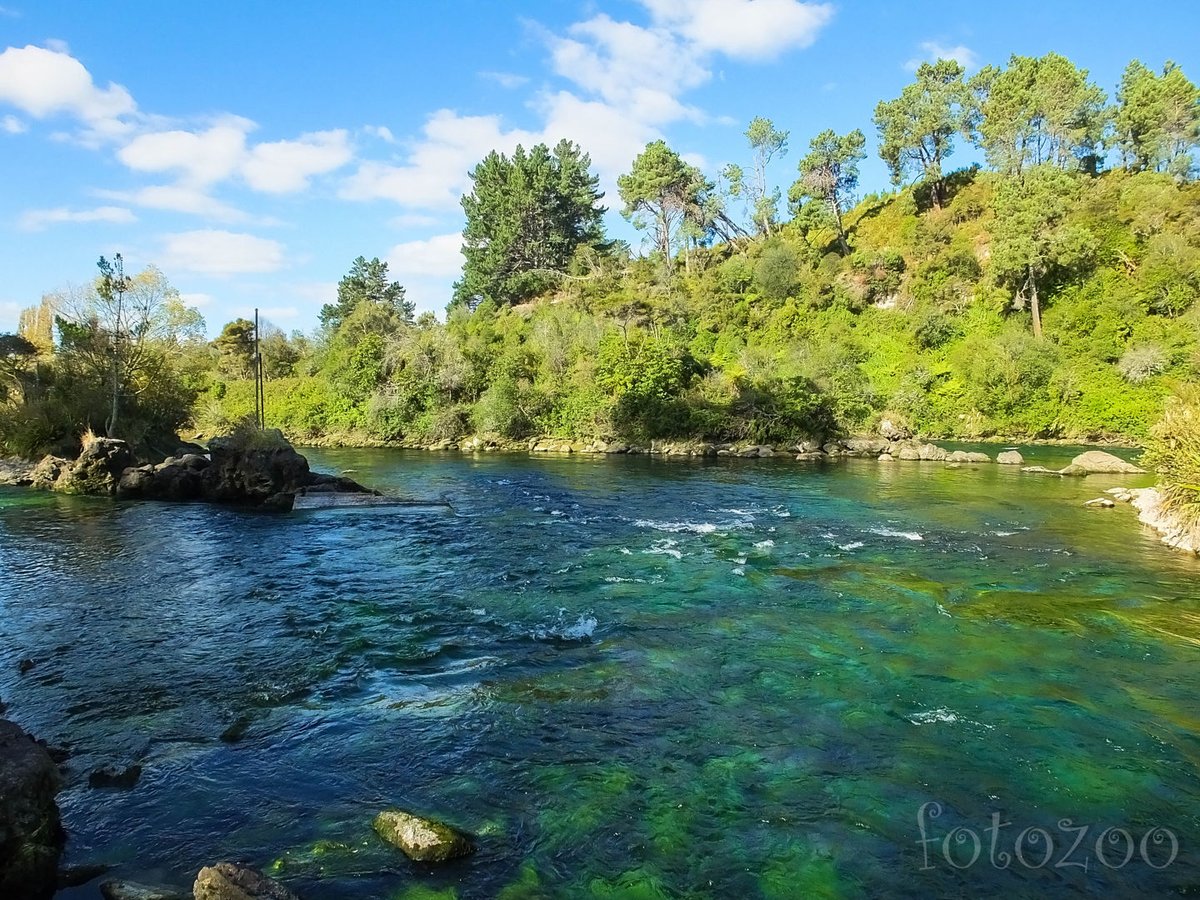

{"left": 212, "top": 318, "right": 257, "bottom": 379}
{"left": 454, "top": 140, "right": 606, "bottom": 308}
{"left": 618, "top": 141, "right": 705, "bottom": 267}
{"left": 1115, "top": 60, "right": 1200, "bottom": 179}
{"left": 971, "top": 53, "right": 1108, "bottom": 175}
{"left": 0, "top": 334, "right": 38, "bottom": 402}
{"left": 17, "top": 296, "right": 55, "bottom": 353}
{"left": 788, "top": 129, "right": 866, "bottom": 254}
{"left": 989, "top": 165, "right": 1097, "bottom": 339}
{"left": 55, "top": 259, "right": 205, "bottom": 438}
{"left": 320, "top": 257, "right": 413, "bottom": 330}
{"left": 744, "top": 117, "right": 789, "bottom": 234}
{"left": 874, "top": 59, "right": 971, "bottom": 208}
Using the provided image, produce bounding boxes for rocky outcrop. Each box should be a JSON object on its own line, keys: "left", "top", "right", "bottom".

{"left": 947, "top": 450, "right": 992, "bottom": 463}
{"left": 27, "top": 438, "right": 134, "bottom": 495}
{"left": 1068, "top": 450, "right": 1145, "bottom": 475}
{"left": 0, "top": 458, "right": 34, "bottom": 486}
{"left": 996, "top": 450, "right": 1024, "bottom": 465}
{"left": 0, "top": 719, "right": 64, "bottom": 900}
{"left": 1122, "top": 488, "right": 1200, "bottom": 555}
{"left": 193, "top": 863, "right": 299, "bottom": 900}
{"left": 373, "top": 809, "right": 474, "bottom": 863}
{"left": 113, "top": 430, "right": 377, "bottom": 510}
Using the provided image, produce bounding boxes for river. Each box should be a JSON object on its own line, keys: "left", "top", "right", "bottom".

{"left": 1, "top": 448, "right": 1197, "bottom": 898}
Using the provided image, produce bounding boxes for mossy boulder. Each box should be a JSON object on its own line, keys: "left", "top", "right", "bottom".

{"left": 1068, "top": 450, "right": 1145, "bottom": 474}
{"left": 372, "top": 809, "right": 475, "bottom": 863}
{"left": 0, "top": 719, "right": 64, "bottom": 900}
{"left": 193, "top": 862, "right": 299, "bottom": 900}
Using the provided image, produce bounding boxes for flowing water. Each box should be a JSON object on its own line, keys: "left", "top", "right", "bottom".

{"left": 1, "top": 449, "right": 1198, "bottom": 899}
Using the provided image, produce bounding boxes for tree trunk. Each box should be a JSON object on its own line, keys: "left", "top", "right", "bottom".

{"left": 831, "top": 198, "right": 849, "bottom": 255}
{"left": 1028, "top": 265, "right": 1043, "bottom": 340}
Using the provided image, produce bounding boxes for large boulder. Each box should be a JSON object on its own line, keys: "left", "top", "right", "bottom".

{"left": 996, "top": 450, "right": 1024, "bottom": 465}
{"left": 100, "top": 881, "right": 190, "bottom": 900}
{"left": 55, "top": 438, "right": 134, "bottom": 495}
{"left": 0, "top": 720, "right": 64, "bottom": 900}
{"left": 193, "top": 863, "right": 299, "bottom": 900}
{"left": 1068, "top": 450, "right": 1145, "bottom": 475}
{"left": 0, "top": 458, "right": 33, "bottom": 486}
{"left": 203, "top": 430, "right": 312, "bottom": 504}
{"left": 373, "top": 809, "right": 475, "bottom": 863}
{"left": 29, "top": 456, "right": 69, "bottom": 490}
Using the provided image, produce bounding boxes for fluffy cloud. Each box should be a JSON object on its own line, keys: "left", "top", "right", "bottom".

{"left": 387, "top": 233, "right": 464, "bottom": 279}
{"left": 2, "top": 113, "right": 25, "bottom": 133}
{"left": 480, "top": 71, "right": 530, "bottom": 90}
{"left": 119, "top": 119, "right": 351, "bottom": 193}
{"left": 178, "top": 292, "right": 214, "bottom": 308}
{"left": 19, "top": 205, "right": 136, "bottom": 231}
{"left": 341, "top": 110, "right": 537, "bottom": 210}
{"left": 159, "top": 230, "right": 285, "bottom": 276}
{"left": 241, "top": 129, "right": 353, "bottom": 193}
{"left": 906, "top": 41, "right": 979, "bottom": 72}
{"left": 642, "top": 0, "right": 833, "bottom": 59}
{"left": 0, "top": 44, "right": 136, "bottom": 141}
{"left": 118, "top": 117, "right": 251, "bottom": 185}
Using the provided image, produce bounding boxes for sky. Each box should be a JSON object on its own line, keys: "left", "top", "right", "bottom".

{"left": 1, "top": 0, "right": 1197, "bottom": 336}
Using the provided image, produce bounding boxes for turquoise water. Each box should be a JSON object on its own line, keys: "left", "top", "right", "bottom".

{"left": 1, "top": 450, "right": 1198, "bottom": 898}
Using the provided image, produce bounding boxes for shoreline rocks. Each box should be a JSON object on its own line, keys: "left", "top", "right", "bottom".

{"left": 20, "top": 430, "right": 379, "bottom": 511}
{"left": 0, "top": 719, "right": 64, "bottom": 900}
{"left": 1109, "top": 487, "right": 1200, "bottom": 555}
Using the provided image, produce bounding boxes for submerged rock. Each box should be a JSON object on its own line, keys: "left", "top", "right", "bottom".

{"left": 946, "top": 450, "right": 992, "bottom": 463}
{"left": 100, "top": 880, "right": 189, "bottom": 900}
{"left": 88, "top": 763, "right": 142, "bottom": 790}
{"left": 193, "top": 863, "right": 299, "bottom": 900}
{"left": 996, "top": 450, "right": 1024, "bottom": 465}
{"left": 373, "top": 809, "right": 475, "bottom": 863}
{"left": 1068, "top": 450, "right": 1145, "bottom": 475}
{"left": 0, "top": 719, "right": 64, "bottom": 900}
{"left": 1084, "top": 497, "right": 1116, "bottom": 508}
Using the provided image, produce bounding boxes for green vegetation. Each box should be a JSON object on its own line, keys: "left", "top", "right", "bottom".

{"left": 1144, "top": 385, "right": 1200, "bottom": 534}
{"left": 3, "top": 50, "right": 1199, "bottom": 459}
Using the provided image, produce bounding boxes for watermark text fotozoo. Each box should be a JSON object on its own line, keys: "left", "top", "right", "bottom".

{"left": 917, "top": 802, "right": 1179, "bottom": 871}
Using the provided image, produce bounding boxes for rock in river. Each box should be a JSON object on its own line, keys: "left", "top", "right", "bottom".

{"left": 0, "top": 719, "right": 64, "bottom": 900}
{"left": 373, "top": 808, "right": 475, "bottom": 863}
{"left": 100, "top": 880, "right": 190, "bottom": 900}
{"left": 193, "top": 862, "right": 299, "bottom": 900}
{"left": 1067, "top": 450, "right": 1145, "bottom": 475}
{"left": 996, "top": 450, "right": 1024, "bottom": 465}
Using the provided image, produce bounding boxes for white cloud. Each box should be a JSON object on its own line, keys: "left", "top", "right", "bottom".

{"left": 642, "top": 0, "right": 833, "bottom": 60}
{"left": 19, "top": 205, "right": 136, "bottom": 231}
{"left": 117, "top": 117, "right": 252, "bottom": 185}
{"left": 178, "top": 292, "right": 214, "bottom": 308}
{"left": 159, "top": 230, "right": 285, "bottom": 276}
{"left": 363, "top": 124, "right": 396, "bottom": 143}
{"left": 341, "top": 109, "right": 538, "bottom": 210}
{"left": 95, "top": 185, "right": 251, "bottom": 223}
{"left": 0, "top": 44, "right": 136, "bottom": 141}
{"left": 905, "top": 41, "right": 979, "bottom": 72}
{"left": 2, "top": 113, "right": 25, "bottom": 133}
{"left": 241, "top": 129, "right": 353, "bottom": 193}
{"left": 0, "top": 7, "right": 21, "bottom": 18}
{"left": 387, "top": 233, "right": 464, "bottom": 280}
{"left": 481, "top": 71, "right": 530, "bottom": 89}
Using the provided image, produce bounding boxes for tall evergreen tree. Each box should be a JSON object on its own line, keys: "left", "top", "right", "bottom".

{"left": 1116, "top": 60, "right": 1200, "bottom": 179}
{"left": 788, "top": 129, "right": 866, "bottom": 254}
{"left": 971, "top": 53, "right": 1108, "bottom": 175}
{"left": 454, "top": 140, "right": 606, "bottom": 308}
{"left": 321, "top": 257, "right": 413, "bottom": 331}
{"left": 874, "top": 59, "right": 971, "bottom": 208}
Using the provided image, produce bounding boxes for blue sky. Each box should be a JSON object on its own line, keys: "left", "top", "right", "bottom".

{"left": 1, "top": 0, "right": 1197, "bottom": 335}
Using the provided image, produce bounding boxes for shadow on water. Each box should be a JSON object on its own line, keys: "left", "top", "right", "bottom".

{"left": 1, "top": 449, "right": 1197, "bottom": 898}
